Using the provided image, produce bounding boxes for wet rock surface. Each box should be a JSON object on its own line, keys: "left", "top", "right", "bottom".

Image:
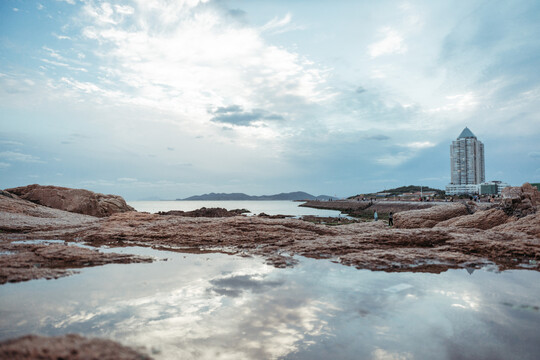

{"left": 0, "top": 334, "right": 152, "bottom": 360}
{"left": 1, "top": 184, "right": 539, "bottom": 283}
{"left": 5, "top": 184, "right": 135, "bottom": 218}
{"left": 0, "top": 241, "right": 153, "bottom": 284}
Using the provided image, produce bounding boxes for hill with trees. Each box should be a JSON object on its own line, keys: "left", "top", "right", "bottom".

{"left": 348, "top": 185, "right": 445, "bottom": 199}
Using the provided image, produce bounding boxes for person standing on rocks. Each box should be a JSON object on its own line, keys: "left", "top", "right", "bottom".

{"left": 388, "top": 212, "right": 393, "bottom": 226}
{"left": 374, "top": 210, "right": 378, "bottom": 221}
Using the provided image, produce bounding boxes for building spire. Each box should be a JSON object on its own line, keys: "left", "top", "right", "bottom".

{"left": 458, "top": 127, "right": 476, "bottom": 139}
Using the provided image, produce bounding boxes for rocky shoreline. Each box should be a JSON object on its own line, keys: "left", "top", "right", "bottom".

{"left": 1, "top": 184, "right": 539, "bottom": 282}
{"left": 1, "top": 183, "right": 539, "bottom": 359}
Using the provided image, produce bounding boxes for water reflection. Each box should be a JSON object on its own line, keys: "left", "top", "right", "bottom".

{"left": 0, "top": 247, "right": 539, "bottom": 360}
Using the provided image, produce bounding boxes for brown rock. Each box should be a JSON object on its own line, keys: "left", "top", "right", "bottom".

{"left": 0, "top": 191, "right": 98, "bottom": 233}
{"left": 0, "top": 241, "right": 153, "bottom": 284}
{"left": 1, "top": 187, "right": 539, "bottom": 276}
{"left": 0, "top": 334, "right": 152, "bottom": 360}
{"left": 523, "top": 183, "right": 540, "bottom": 205}
{"left": 5, "top": 184, "right": 135, "bottom": 217}
{"left": 0, "top": 189, "right": 15, "bottom": 199}
{"left": 492, "top": 212, "right": 540, "bottom": 238}
{"left": 500, "top": 183, "right": 539, "bottom": 217}
{"left": 393, "top": 203, "right": 470, "bottom": 228}
{"left": 435, "top": 208, "right": 511, "bottom": 230}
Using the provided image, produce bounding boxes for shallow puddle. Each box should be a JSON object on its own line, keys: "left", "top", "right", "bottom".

{"left": 1, "top": 246, "right": 539, "bottom": 359}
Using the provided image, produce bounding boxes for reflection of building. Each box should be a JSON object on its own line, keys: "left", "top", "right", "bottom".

{"left": 446, "top": 127, "right": 485, "bottom": 195}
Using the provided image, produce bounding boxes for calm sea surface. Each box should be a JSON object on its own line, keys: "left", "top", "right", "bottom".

{"left": 1, "top": 245, "right": 539, "bottom": 360}
{"left": 128, "top": 200, "right": 342, "bottom": 217}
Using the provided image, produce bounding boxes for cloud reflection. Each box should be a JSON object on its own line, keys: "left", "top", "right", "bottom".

{"left": 1, "top": 251, "right": 540, "bottom": 360}
{"left": 42, "top": 260, "right": 338, "bottom": 359}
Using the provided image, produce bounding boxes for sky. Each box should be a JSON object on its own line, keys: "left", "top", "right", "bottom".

{"left": 1, "top": 0, "right": 539, "bottom": 200}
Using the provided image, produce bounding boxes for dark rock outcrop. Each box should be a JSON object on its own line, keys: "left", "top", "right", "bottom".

{"left": 0, "top": 189, "right": 15, "bottom": 199}
{"left": 158, "top": 207, "right": 250, "bottom": 217}
{"left": 5, "top": 184, "right": 134, "bottom": 217}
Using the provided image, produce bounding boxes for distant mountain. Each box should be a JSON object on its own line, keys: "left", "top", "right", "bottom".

{"left": 179, "top": 191, "right": 333, "bottom": 201}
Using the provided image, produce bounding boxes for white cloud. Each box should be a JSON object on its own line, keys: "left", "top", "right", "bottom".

{"left": 43, "top": 46, "right": 64, "bottom": 60}
{"left": 56, "top": 0, "right": 329, "bottom": 137}
{"left": 260, "top": 13, "right": 304, "bottom": 35}
{"left": 0, "top": 151, "right": 45, "bottom": 163}
{"left": 41, "top": 58, "right": 69, "bottom": 67}
{"left": 83, "top": 2, "right": 132, "bottom": 25}
{"left": 53, "top": 33, "right": 72, "bottom": 40}
{"left": 368, "top": 27, "right": 407, "bottom": 58}
{"left": 372, "top": 348, "right": 413, "bottom": 360}
{"left": 261, "top": 13, "right": 292, "bottom": 32}
{"left": 114, "top": 5, "right": 134, "bottom": 15}
{"left": 404, "top": 141, "right": 435, "bottom": 149}
{"left": 0, "top": 162, "right": 11, "bottom": 168}
{"left": 425, "top": 92, "right": 479, "bottom": 113}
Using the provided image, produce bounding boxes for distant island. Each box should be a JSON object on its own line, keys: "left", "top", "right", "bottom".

{"left": 179, "top": 191, "right": 334, "bottom": 201}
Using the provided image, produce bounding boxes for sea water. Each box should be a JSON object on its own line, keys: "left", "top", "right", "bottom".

{"left": 1, "top": 246, "right": 539, "bottom": 360}
{"left": 128, "top": 200, "right": 342, "bottom": 217}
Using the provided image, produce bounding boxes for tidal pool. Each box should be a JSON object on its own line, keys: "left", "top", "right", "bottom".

{"left": 0, "top": 246, "right": 539, "bottom": 360}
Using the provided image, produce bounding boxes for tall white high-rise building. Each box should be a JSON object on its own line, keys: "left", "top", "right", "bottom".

{"left": 446, "top": 127, "right": 485, "bottom": 195}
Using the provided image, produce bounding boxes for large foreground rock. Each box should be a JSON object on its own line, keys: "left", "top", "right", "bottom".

{"left": 5, "top": 184, "right": 134, "bottom": 217}
{"left": 434, "top": 208, "right": 512, "bottom": 230}
{"left": 0, "top": 334, "right": 152, "bottom": 360}
{"left": 393, "top": 203, "right": 471, "bottom": 229}
{"left": 0, "top": 190, "right": 98, "bottom": 232}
